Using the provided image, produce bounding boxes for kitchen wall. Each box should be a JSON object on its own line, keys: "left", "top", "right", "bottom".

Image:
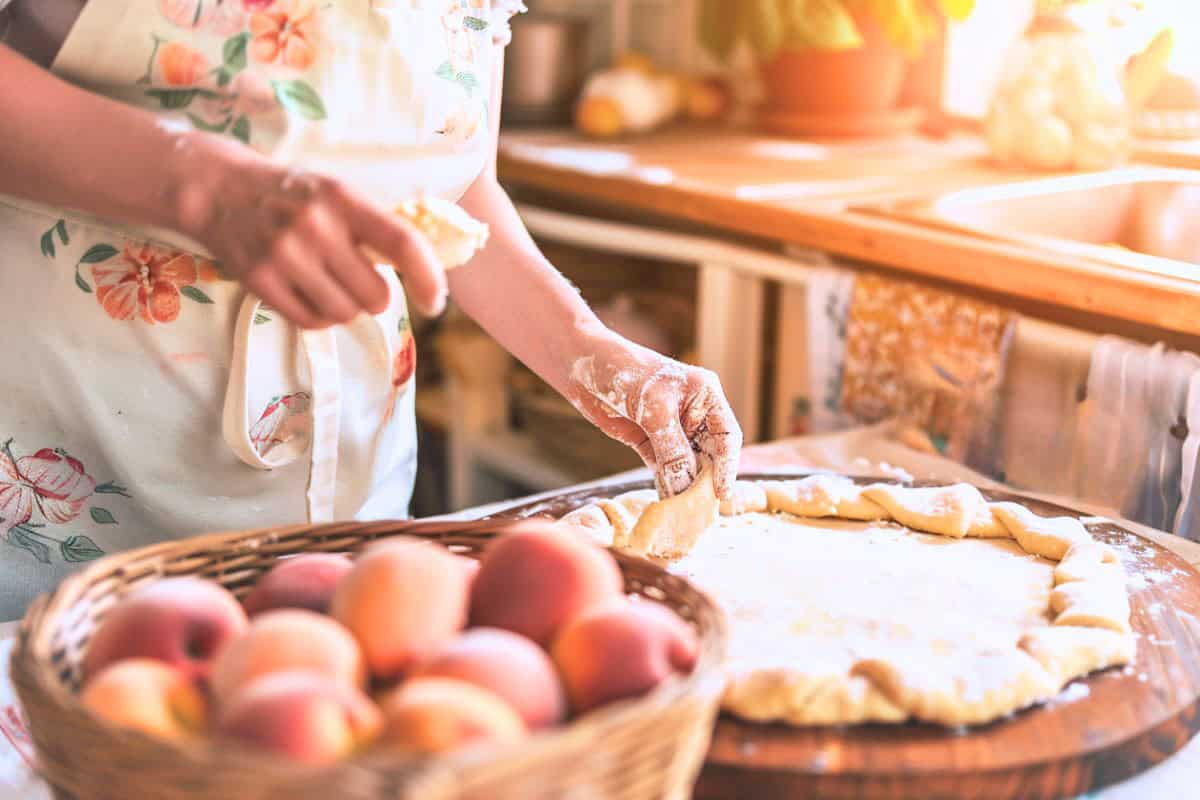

{"left": 526, "top": 0, "right": 1038, "bottom": 120}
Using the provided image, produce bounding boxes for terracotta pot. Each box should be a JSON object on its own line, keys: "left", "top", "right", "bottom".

{"left": 759, "top": 13, "right": 907, "bottom": 115}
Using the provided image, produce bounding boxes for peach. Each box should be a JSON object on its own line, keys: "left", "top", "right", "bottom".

{"left": 412, "top": 628, "right": 566, "bottom": 729}
{"left": 331, "top": 538, "right": 470, "bottom": 678}
{"left": 80, "top": 659, "right": 207, "bottom": 740}
{"left": 210, "top": 609, "right": 366, "bottom": 706}
{"left": 470, "top": 522, "right": 623, "bottom": 645}
{"left": 83, "top": 577, "right": 248, "bottom": 685}
{"left": 218, "top": 671, "right": 382, "bottom": 765}
{"left": 378, "top": 677, "right": 526, "bottom": 755}
{"left": 242, "top": 554, "right": 353, "bottom": 616}
{"left": 552, "top": 599, "right": 698, "bottom": 713}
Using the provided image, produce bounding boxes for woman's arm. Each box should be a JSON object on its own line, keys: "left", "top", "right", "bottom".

{"left": 0, "top": 46, "right": 445, "bottom": 324}
{"left": 452, "top": 58, "right": 743, "bottom": 499}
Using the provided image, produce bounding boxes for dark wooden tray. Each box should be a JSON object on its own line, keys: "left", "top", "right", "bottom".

{"left": 493, "top": 473, "right": 1200, "bottom": 800}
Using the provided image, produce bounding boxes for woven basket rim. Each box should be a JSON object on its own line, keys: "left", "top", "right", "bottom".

{"left": 11, "top": 516, "right": 728, "bottom": 792}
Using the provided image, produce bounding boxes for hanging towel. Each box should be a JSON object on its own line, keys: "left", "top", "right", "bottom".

{"left": 999, "top": 318, "right": 1091, "bottom": 497}
{"left": 839, "top": 273, "right": 1017, "bottom": 477}
{"left": 802, "top": 266, "right": 857, "bottom": 435}
{"left": 1075, "top": 337, "right": 1200, "bottom": 533}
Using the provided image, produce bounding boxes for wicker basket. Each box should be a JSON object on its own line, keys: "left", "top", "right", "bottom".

{"left": 10, "top": 518, "right": 727, "bottom": 800}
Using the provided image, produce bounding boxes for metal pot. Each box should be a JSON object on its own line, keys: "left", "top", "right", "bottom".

{"left": 502, "top": 13, "right": 591, "bottom": 125}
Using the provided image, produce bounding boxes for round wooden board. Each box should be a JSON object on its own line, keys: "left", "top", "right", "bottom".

{"left": 495, "top": 473, "right": 1200, "bottom": 800}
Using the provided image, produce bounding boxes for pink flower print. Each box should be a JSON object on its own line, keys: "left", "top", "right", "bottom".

{"left": 0, "top": 447, "right": 34, "bottom": 537}
{"left": 18, "top": 448, "right": 96, "bottom": 524}
{"left": 0, "top": 705, "right": 34, "bottom": 770}
{"left": 250, "top": 392, "right": 313, "bottom": 457}
{"left": 159, "top": 0, "right": 246, "bottom": 32}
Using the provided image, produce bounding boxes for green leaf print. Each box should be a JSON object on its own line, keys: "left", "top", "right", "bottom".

{"left": 39, "top": 219, "right": 69, "bottom": 258}
{"left": 254, "top": 312, "right": 272, "bottom": 325}
{"left": 455, "top": 72, "right": 480, "bottom": 94}
{"left": 435, "top": 61, "right": 456, "bottom": 80}
{"left": 79, "top": 244, "right": 118, "bottom": 264}
{"left": 7, "top": 528, "right": 50, "bottom": 565}
{"left": 180, "top": 286, "right": 214, "bottom": 304}
{"left": 75, "top": 272, "right": 93, "bottom": 294}
{"left": 271, "top": 80, "right": 327, "bottom": 121}
{"left": 464, "top": 15, "right": 489, "bottom": 31}
{"left": 187, "top": 113, "right": 231, "bottom": 134}
{"left": 89, "top": 507, "right": 117, "bottom": 525}
{"left": 232, "top": 115, "right": 252, "bottom": 145}
{"left": 39, "top": 229, "right": 55, "bottom": 259}
{"left": 95, "top": 481, "right": 132, "bottom": 498}
{"left": 145, "top": 88, "right": 204, "bottom": 109}
{"left": 223, "top": 32, "right": 250, "bottom": 72}
{"left": 61, "top": 535, "right": 104, "bottom": 563}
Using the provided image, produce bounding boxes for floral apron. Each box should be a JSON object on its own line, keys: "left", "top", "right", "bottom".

{"left": 0, "top": 0, "right": 510, "bottom": 619}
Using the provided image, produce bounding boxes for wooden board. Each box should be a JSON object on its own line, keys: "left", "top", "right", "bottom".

{"left": 494, "top": 474, "right": 1200, "bottom": 800}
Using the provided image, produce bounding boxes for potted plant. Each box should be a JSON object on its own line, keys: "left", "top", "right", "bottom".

{"left": 697, "top": 0, "right": 975, "bottom": 120}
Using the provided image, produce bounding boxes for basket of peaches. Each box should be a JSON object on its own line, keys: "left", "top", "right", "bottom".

{"left": 9, "top": 517, "right": 726, "bottom": 800}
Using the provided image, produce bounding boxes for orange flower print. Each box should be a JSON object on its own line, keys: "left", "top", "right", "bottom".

{"left": 250, "top": 0, "right": 320, "bottom": 70}
{"left": 158, "top": 42, "right": 209, "bottom": 86}
{"left": 93, "top": 243, "right": 209, "bottom": 325}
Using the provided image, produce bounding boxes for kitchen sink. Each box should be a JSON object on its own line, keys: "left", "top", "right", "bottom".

{"left": 862, "top": 167, "right": 1200, "bottom": 272}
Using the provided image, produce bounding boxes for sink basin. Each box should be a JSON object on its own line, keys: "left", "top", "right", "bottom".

{"left": 866, "top": 167, "right": 1200, "bottom": 273}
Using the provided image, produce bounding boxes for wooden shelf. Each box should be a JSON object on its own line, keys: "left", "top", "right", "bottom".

{"left": 499, "top": 127, "right": 1200, "bottom": 338}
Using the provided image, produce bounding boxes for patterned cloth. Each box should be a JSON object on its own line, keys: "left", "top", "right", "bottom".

{"left": 838, "top": 273, "right": 1017, "bottom": 477}
{"left": 0, "top": 0, "right": 514, "bottom": 620}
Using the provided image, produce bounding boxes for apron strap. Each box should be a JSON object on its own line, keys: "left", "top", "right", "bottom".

{"left": 222, "top": 293, "right": 395, "bottom": 524}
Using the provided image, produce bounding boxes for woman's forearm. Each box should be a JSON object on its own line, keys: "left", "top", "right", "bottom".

{"left": 0, "top": 46, "right": 238, "bottom": 233}
{"left": 451, "top": 175, "right": 608, "bottom": 394}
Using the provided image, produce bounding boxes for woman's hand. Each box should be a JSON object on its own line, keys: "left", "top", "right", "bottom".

{"left": 564, "top": 326, "right": 742, "bottom": 500}
{"left": 173, "top": 135, "right": 447, "bottom": 328}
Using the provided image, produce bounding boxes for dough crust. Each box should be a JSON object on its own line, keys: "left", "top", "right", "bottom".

{"left": 557, "top": 478, "right": 1136, "bottom": 727}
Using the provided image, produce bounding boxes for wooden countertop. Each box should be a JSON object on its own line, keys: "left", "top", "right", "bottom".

{"left": 499, "top": 127, "right": 1200, "bottom": 338}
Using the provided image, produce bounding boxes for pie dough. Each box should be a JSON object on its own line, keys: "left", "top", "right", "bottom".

{"left": 555, "top": 475, "right": 1135, "bottom": 727}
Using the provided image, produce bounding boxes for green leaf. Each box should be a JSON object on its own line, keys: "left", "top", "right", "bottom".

{"left": 39, "top": 229, "right": 55, "bottom": 259}
{"left": 216, "top": 67, "right": 234, "bottom": 87}
{"left": 271, "top": 80, "right": 327, "bottom": 120}
{"left": 61, "top": 535, "right": 104, "bottom": 563}
{"left": 223, "top": 32, "right": 250, "bottom": 71}
{"left": 95, "top": 481, "right": 132, "bottom": 497}
{"left": 697, "top": 0, "right": 739, "bottom": 61}
{"left": 786, "top": 0, "right": 863, "bottom": 51}
{"left": 464, "top": 15, "right": 489, "bottom": 31}
{"left": 75, "top": 271, "right": 93, "bottom": 293}
{"left": 89, "top": 507, "right": 117, "bottom": 525}
{"left": 435, "top": 61, "right": 456, "bottom": 80}
{"left": 7, "top": 528, "right": 50, "bottom": 564}
{"left": 180, "top": 285, "right": 214, "bottom": 304}
{"left": 145, "top": 88, "right": 200, "bottom": 109}
{"left": 187, "top": 113, "right": 231, "bottom": 133}
{"left": 398, "top": 315, "right": 410, "bottom": 333}
{"left": 55, "top": 219, "right": 69, "bottom": 246}
{"left": 254, "top": 312, "right": 272, "bottom": 325}
{"left": 455, "top": 71, "right": 480, "bottom": 94}
{"left": 79, "top": 244, "right": 118, "bottom": 264}
{"left": 232, "top": 115, "right": 251, "bottom": 144}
